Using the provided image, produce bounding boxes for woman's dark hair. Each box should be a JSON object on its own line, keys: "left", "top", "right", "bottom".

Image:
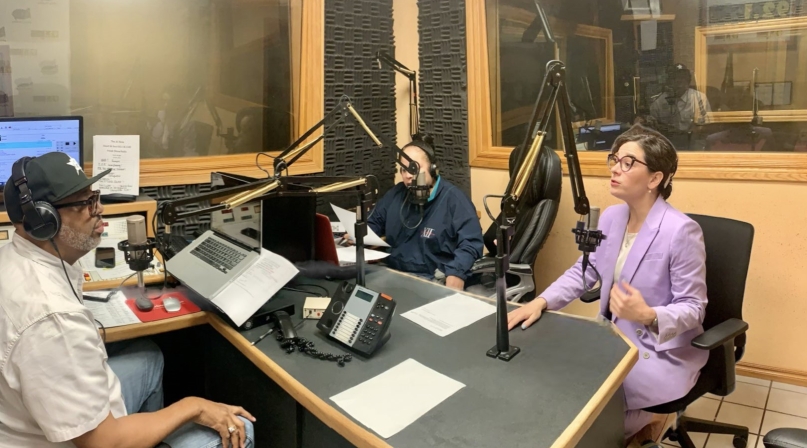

{"left": 610, "top": 124, "right": 678, "bottom": 199}
{"left": 405, "top": 132, "right": 436, "bottom": 161}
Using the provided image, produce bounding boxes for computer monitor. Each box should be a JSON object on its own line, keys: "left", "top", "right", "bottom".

{"left": 0, "top": 116, "right": 83, "bottom": 188}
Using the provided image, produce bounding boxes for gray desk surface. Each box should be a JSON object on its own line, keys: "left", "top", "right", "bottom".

{"left": 240, "top": 267, "right": 636, "bottom": 448}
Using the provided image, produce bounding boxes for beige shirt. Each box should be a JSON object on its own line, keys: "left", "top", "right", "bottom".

{"left": 0, "top": 234, "right": 126, "bottom": 447}
{"left": 613, "top": 231, "right": 638, "bottom": 284}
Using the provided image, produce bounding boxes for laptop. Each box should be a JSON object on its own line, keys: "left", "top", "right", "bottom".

{"left": 167, "top": 219, "right": 262, "bottom": 300}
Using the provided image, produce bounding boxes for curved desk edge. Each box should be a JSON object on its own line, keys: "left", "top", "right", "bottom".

{"left": 552, "top": 324, "right": 638, "bottom": 448}
{"left": 208, "top": 315, "right": 392, "bottom": 448}
{"left": 104, "top": 312, "right": 211, "bottom": 343}
{"left": 103, "top": 277, "right": 638, "bottom": 448}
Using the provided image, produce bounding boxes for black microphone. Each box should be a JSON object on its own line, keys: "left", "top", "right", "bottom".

{"left": 409, "top": 171, "right": 430, "bottom": 206}
{"left": 118, "top": 215, "right": 157, "bottom": 311}
{"left": 573, "top": 207, "right": 605, "bottom": 303}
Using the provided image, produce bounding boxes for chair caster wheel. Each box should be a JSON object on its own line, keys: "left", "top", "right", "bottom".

{"left": 732, "top": 435, "right": 747, "bottom": 448}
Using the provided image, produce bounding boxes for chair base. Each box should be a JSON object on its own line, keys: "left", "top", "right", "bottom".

{"left": 664, "top": 416, "right": 750, "bottom": 448}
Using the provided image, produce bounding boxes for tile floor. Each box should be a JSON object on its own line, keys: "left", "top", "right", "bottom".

{"left": 661, "top": 376, "right": 807, "bottom": 448}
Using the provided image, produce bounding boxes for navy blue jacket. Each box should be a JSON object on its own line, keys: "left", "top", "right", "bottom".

{"left": 367, "top": 178, "right": 483, "bottom": 280}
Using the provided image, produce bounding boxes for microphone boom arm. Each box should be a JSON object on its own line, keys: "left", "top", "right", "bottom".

{"left": 272, "top": 97, "right": 421, "bottom": 178}
{"left": 487, "top": 60, "right": 593, "bottom": 362}
{"left": 375, "top": 50, "right": 419, "bottom": 137}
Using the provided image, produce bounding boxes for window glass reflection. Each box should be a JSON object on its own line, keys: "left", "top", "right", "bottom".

{"left": 487, "top": 0, "right": 807, "bottom": 152}
{"left": 0, "top": 0, "right": 295, "bottom": 160}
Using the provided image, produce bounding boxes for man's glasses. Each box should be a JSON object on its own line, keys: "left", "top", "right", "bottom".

{"left": 607, "top": 154, "right": 649, "bottom": 172}
{"left": 54, "top": 190, "right": 102, "bottom": 217}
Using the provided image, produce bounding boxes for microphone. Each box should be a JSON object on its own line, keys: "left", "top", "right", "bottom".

{"left": 410, "top": 171, "right": 430, "bottom": 206}
{"left": 126, "top": 215, "right": 147, "bottom": 267}
{"left": 118, "top": 215, "right": 157, "bottom": 311}
{"left": 572, "top": 207, "right": 605, "bottom": 303}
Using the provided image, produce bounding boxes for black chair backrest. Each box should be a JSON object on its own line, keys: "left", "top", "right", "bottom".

{"left": 686, "top": 214, "right": 754, "bottom": 352}
{"left": 483, "top": 145, "right": 562, "bottom": 264}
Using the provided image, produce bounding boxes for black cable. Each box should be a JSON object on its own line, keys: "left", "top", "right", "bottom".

{"left": 399, "top": 189, "right": 424, "bottom": 230}
{"left": 282, "top": 284, "right": 330, "bottom": 297}
{"left": 255, "top": 152, "right": 275, "bottom": 177}
{"left": 364, "top": 174, "right": 380, "bottom": 222}
{"left": 152, "top": 202, "right": 169, "bottom": 291}
{"left": 482, "top": 194, "right": 506, "bottom": 225}
{"left": 51, "top": 239, "right": 107, "bottom": 343}
{"left": 118, "top": 272, "right": 137, "bottom": 290}
{"left": 51, "top": 239, "right": 82, "bottom": 303}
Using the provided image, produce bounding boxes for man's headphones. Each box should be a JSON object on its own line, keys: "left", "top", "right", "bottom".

{"left": 11, "top": 157, "right": 61, "bottom": 241}
{"left": 405, "top": 139, "right": 439, "bottom": 180}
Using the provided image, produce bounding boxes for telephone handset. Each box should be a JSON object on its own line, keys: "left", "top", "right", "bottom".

{"left": 317, "top": 281, "right": 396, "bottom": 356}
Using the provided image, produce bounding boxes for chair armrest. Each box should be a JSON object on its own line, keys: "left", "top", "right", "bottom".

{"left": 691, "top": 318, "right": 748, "bottom": 351}
{"left": 471, "top": 257, "right": 496, "bottom": 273}
{"left": 763, "top": 428, "right": 807, "bottom": 448}
{"left": 470, "top": 257, "right": 531, "bottom": 276}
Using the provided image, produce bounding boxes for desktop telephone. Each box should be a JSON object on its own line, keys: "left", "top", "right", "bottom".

{"left": 317, "top": 281, "right": 396, "bottom": 357}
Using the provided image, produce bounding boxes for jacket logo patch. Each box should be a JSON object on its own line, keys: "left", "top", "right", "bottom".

{"left": 421, "top": 227, "right": 436, "bottom": 239}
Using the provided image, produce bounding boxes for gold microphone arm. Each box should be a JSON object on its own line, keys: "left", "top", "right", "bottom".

{"left": 221, "top": 180, "right": 280, "bottom": 209}
{"left": 501, "top": 60, "right": 590, "bottom": 223}
{"left": 273, "top": 96, "right": 423, "bottom": 178}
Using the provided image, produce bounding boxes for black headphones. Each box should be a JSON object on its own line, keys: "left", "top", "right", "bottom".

{"left": 406, "top": 140, "right": 439, "bottom": 180}
{"left": 11, "top": 157, "right": 61, "bottom": 241}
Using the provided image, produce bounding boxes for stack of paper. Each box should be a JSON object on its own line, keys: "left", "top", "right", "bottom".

{"left": 209, "top": 248, "right": 299, "bottom": 327}
{"left": 84, "top": 291, "right": 141, "bottom": 328}
{"left": 335, "top": 246, "right": 389, "bottom": 266}
{"left": 330, "top": 204, "right": 389, "bottom": 247}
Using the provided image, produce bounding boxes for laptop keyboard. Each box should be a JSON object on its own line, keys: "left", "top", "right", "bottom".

{"left": 190, "top": 238, "right": 247, "bottom": 273}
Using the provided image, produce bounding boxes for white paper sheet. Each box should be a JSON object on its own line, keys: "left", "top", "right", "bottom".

{"left": 640, "top": 20, "right": 658, "bottom": 51}
{"left": 330, "top": 359, "right": 465, "bottom": 438}
{"left": 210, "top": 249, "right": 299, "bottom": 327}
{"left": 84, "top": 291, "right": 141, "bottom": 328}
{"left": 330, "top": 204, "right": 389, "bottom": 247}
{"left": 335, "top": 246, "right": 389, "bottom": 266}
{"left": 401, "top": 293, "right": 496, "bottom": 337}
{"left": 92, "top": 135, "right": 140, "bottom": 196}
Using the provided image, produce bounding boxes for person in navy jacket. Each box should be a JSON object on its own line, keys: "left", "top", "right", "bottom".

{"left": 367, "top": 135, "right": 483, "bottom": 290}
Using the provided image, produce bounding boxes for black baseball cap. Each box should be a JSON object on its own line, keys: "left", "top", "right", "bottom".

{"left": 3, "top": 152, "right": 111, "bottom": 223}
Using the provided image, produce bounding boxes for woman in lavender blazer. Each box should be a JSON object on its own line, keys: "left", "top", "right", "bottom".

{"left": 507, "top": 124, "right": 708, "bottom": 442}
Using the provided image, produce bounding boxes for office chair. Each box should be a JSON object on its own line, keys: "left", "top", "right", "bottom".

{"left": 762, "top": 428, "right": 807, "bottom": 447}
{"left": 644, "top": 214, "right": 755, "bottom": 448}
{"left": 466, "top": 144, "right": 561, "bottom": 303}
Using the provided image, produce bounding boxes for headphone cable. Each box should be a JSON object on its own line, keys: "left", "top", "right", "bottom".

{"left": 50, "top": 238, "right": 107, "bottom": 342}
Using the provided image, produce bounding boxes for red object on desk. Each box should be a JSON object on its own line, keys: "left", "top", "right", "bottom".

{"left": 126, "top": 291, "right": 201, "bottom": 323}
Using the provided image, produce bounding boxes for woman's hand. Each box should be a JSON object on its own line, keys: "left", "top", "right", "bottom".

{"left": 507, "top": 297, "right": 548, "bottom": 330}
{"left": 189, "top": 398, "right": 256, "bottom": 448}
{"left": 609, "top": 281, "right": 656, "bottom": 326}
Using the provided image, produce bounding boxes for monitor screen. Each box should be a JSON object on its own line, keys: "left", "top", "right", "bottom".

{"left": 0, "top": 117, "right": 83, "bottom": 186}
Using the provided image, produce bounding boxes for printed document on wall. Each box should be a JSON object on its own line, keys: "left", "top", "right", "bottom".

{"left": 93, "top": 135, "right": 140, "bottom": 196}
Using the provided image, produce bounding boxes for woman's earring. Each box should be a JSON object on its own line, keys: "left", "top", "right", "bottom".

{"left": 648, "top": 189, "right": 652, "bottom": 194}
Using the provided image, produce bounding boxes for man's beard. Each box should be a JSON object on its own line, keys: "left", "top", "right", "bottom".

{"left": 59, "top": 223, "right": 101, "bottom": 252}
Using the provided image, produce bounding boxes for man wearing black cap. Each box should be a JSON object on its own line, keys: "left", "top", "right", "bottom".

{"left": 649, "top": 63, "right": 711, "bottom": 132}
{"left": 0, "top": 152, "right": 255, "bottom": 448}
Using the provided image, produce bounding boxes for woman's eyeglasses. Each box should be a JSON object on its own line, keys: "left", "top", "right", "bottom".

{"left": 607, "top": 154, "right": 648, "bottom": 172}
{"left": 54, "top": 190, "right": 102, "bottom": 217}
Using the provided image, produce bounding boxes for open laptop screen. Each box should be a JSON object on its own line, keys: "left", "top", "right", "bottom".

{"left": 210, "top": 171, "right": 316, "bottom": 262}
{"left": 210, "top": 201, "right": 262, "bottom": 251}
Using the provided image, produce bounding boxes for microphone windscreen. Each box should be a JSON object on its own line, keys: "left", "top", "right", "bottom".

{"left": 126, "top": 215, "right": 147, "bottom": 245}
{"left": 588, "top": 207, "right": 600, "bottom": 231}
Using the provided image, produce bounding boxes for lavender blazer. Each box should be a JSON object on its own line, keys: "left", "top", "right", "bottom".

{"left": 540, "top": 196, "right": 709, "bottom": 410}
